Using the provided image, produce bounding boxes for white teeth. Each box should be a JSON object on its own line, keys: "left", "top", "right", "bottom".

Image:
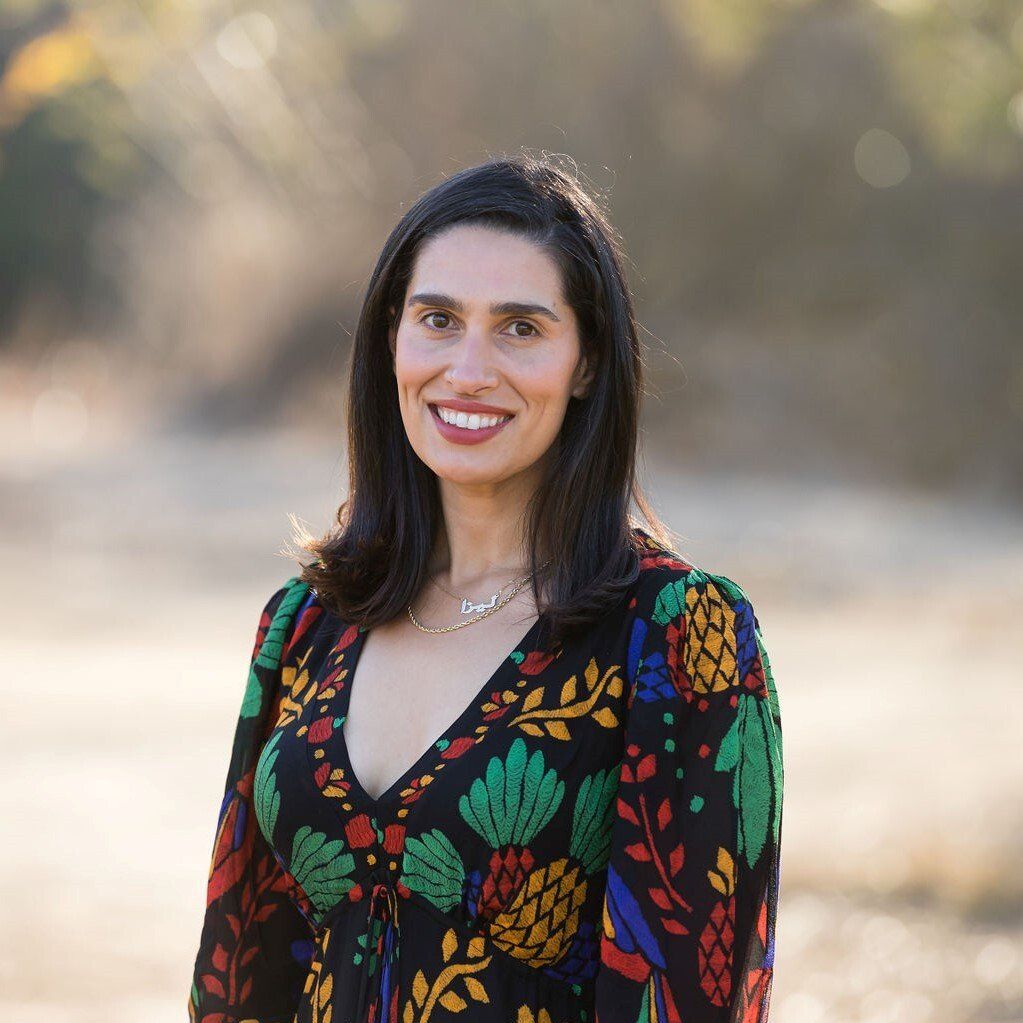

{"left": 436, "top": 406, "right": 512, "bottom": 430}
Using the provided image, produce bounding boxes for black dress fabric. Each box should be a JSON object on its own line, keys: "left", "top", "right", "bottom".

{"left": 187, "top": 524, "right": 783, "bottom": 1023}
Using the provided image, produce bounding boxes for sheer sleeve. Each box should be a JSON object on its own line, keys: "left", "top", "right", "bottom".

{"left": 594, "top": 567, "right": 784, "bottom": 1023}
{"left": 187, "top": 578, "right": 317, "bottom": 1023}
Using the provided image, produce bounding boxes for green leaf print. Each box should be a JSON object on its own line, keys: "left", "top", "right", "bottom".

{"left": 570, "top": 764, "right": 621, "bottom": 874}
{"left": 241, "top": 578, "right": 309, "bottom": 719}
{"left": 715, "top": 709, "right": 742, "bottom": 774}
{"left": 402, "top": 828, "right": 466, "bottom": 911}
{"left": 736, "top": 700, "right": 772, "bottom": 869}
{"left": 714, "top": 692, "right": 780, "bottom": 871}
{"left": 710, "top": 573, "right": 748, "bottom": 606}
{"left": 651, "top": 574, "right": 692, "bottom": 627}
{"left": 289, "top": 825, "right": 356, "bottom": 922}
{"left": 760, "top": 695, "right": 784, "bottom": 846}
{"left": 254, "top": 729, "right": 283, "bottom": 843}
{"left": 240, "top": 664, "right": 265, "bottom": 720}
{"left": 752, "top": 627, "right": 784, "bottom": 846}
{"left": 459, "top": 736, "right": 564, "bottom": 847}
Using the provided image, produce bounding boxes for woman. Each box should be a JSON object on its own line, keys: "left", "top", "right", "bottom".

{"left": 187, "top": 154, "right": 783, "bottom": 1023}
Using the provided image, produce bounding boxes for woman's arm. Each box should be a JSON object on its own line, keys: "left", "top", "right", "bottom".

{"left": 594, "top": 567, "right": 783, "bottom": 1022}
{"left": 187, "top": 580, "right": 317, "bottom": 1023}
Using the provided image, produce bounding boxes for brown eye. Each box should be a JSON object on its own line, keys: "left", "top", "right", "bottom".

{"left": 422, "top": 311, "right": 451, "bottom": 330}
{"left": 509, "top": 320, "right": 539, "bottom": 338}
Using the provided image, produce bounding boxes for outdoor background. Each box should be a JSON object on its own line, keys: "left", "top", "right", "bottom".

{"left": 1, "top": 1, "right": 1021, "bottom": 1021}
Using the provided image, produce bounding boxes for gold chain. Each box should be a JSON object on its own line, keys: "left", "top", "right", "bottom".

{"left": 407, "top": 559, "right": 552, "bottom": 634}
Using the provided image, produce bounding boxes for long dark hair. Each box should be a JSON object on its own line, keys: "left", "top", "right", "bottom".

{"left": 286, "top": 152, "right": 677, "bottom": 648}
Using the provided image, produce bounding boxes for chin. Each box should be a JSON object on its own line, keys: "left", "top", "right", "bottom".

{"left": 431, "top": 463, "right": 513, "bottom": 486}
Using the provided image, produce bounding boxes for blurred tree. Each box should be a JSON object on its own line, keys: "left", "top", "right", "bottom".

{"left": 0, "top": 0, "right": 1019, "bottom": 494}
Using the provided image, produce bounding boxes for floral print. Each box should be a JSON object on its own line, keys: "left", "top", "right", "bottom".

{"left": 188, "top": 525, "right": 783, "bottom": 1022}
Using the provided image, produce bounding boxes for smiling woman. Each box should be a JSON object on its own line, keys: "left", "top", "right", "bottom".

{"left": 187, "top": 153, "right": 783, "bottom": 1023}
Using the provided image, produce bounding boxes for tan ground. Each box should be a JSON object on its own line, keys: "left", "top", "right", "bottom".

{"left": 2, "top": 429, "right": 1020, "bottom": 1022}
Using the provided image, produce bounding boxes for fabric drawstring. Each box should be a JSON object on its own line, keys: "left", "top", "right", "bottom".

{"left": 353, "top": 869, "right": 404, "bottom": 1023}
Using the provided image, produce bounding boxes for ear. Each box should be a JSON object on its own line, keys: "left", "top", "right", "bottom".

{"left": 387, "top": 305, "right": 398, "bottom": 361}
{"left": 571, "top": 350, "right": 594, "bottom": 400}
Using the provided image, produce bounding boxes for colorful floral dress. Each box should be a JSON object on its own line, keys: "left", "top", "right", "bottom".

{"left": 187, "top": 525, "right": 783, "bottom": 1023}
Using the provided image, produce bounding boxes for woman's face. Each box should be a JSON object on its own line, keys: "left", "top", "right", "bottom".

{"left": 388, "top": 223, "right": 592, "bottom": 488}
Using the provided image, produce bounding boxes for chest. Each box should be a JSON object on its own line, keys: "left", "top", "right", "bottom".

{"left": 255, "top": 601, "right": 635, "bottom": 937}
{"left": 266, "top": 598, "right": 635, "bottom": 823}
{"left": 342, "top": 613, "right": 545, "bottom": 804}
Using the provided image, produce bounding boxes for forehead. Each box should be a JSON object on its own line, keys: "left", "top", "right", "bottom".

{"left": 409, "top": 224, "right": 565, "bottom": 305}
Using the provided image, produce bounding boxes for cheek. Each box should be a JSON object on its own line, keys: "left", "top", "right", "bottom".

{"left": 393, "top": 340, "right": 437, "bottom": 388}
{"left": 515, "top": 357, "right": 577, "bottom": 409}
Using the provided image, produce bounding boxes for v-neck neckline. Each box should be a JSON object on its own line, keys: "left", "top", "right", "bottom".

{"left": 335, "top": 611, "right": 548, "bottom": 811}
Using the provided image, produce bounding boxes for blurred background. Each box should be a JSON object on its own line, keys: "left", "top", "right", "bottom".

{"left": 1, "top": 0, "right": 1021, "bottom": 1020}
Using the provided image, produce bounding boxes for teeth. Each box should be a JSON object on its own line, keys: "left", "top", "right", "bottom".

{"left": 436, "top": 406, "right": 512, "bottom": 430}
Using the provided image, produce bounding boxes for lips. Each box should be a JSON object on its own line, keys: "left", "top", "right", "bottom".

{"left": 428, "top": 403, "right": 514, "bottom": 446}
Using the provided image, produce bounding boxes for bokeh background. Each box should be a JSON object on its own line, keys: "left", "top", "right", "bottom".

{"left": 2, "top": 1, "right": 1022, "bottom": 1020}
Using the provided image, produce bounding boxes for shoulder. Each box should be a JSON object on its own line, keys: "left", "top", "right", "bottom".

{"left": 630, "top": 524, "right": 760, "bottom": 623}
{"left": 239, "top": 574, "right": 321, "bottom": 720}
{"left": 628, "top": 525, "right": 767, "bottom": 702}
{"left": 255, "top": 575, "right": 311, "bottom": 624}
{"left": 251, "top": 574, "right": 318, "bottom": 663}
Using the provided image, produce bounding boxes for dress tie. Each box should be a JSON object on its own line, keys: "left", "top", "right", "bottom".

{"left": 353, "top": 867, "right": 408, "bottom": 1023}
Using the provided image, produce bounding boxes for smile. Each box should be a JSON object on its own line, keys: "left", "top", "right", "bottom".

{"left": 428, "top": 404, "right": 514, "bottom": 445}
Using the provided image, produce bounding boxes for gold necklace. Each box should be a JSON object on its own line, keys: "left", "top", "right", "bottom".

{"left": 428, "top": 568, "right": 529, "bottom": 612}
{"left": 408, "top": 559, "right": 552, "bottom": 634}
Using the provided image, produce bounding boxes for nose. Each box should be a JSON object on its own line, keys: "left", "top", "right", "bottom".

{"left": 445, "top": 330, "right": 500, "bottom": 392}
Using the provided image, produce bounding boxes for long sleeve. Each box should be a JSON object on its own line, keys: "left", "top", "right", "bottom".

{"left": 594, "top": 567, "right": 783, "bottom": 1023}
{"left": 187, "top": 578, "right": 317, "bottom": 1023}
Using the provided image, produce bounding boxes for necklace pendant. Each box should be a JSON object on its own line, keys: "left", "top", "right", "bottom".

{"left": 461, "top": 594, "right": 498, "bottom": 615}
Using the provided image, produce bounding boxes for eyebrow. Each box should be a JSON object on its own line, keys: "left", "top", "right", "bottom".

{"left": 407, "top": 291, "right": 561, "bottom": 323}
